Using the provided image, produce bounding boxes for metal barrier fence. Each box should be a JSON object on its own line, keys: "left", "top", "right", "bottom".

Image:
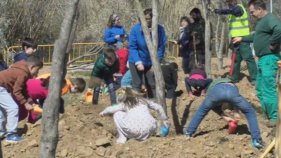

{"left": 3, "top": 42, "right": 105, "bottom": 65}
{"left": 3, "top": 40, "right": 178, "bottom": 65}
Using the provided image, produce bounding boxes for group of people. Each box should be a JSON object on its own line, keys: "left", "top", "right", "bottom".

{"left": 0, "top": 38, "right": 86, "bottom": 142}
{"left": 0, "top": 0, "right": 280, "bottom": 151}
{"left": 95, "top": 0, "right": 281, "bottom": 150}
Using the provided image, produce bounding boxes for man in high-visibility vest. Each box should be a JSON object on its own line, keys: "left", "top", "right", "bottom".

{"left": 214, "top": 0, "right": 257, "bottom": 85}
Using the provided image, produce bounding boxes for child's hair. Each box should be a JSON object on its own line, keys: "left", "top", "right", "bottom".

{"left": 70, "top": 78, "right": 86, "bottom": 92}
{"left": 22, "top": 37, "right": 38, "bottom": 50}
{"left": 117, "top": 88, "right": 146, "bottom": 109}
{"left": 107, "top": 13, "right": 119, "bottom": 28}
{"left": 190, "top": 8, "right": 202, "bottom": 17}
{"left": 104, "top": 47, "right": 117, "bottom": 61}
{"left": 169, "top": 62, "right": 178, "bottom": 70}
{"left": 180, "top": 16, "right": 191, "bottom": 24}
{"left": 144, "top": 8, "right": 153, "bottom": 17}
{"left": 26, "top": 55, "right": 43, "bottom": 68}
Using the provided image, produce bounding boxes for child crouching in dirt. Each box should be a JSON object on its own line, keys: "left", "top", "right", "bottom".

{"left": 99, "top": 88, "right": 169, "bottom": 144}
{"left": 20, "top": 76, "right": 86, "bottom": 123}
{"left": 185, "top": 78, "right": 264, "bottom": 149}
{"left": 185, "top": 64, "right": 212, "bottom": 97}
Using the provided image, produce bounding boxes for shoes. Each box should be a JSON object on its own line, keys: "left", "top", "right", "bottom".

{"left": 5, "top": 133, "right": 23, "bottom": 143}
{"left": 252, "top": 138, "right": 264, "bottom": 149}
{"left": 185, "top": 131, "right": 192, "bottom": 138}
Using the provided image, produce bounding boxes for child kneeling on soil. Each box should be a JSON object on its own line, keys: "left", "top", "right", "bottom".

{"left": 185, "top": 64, "right": 212, "bottom": 97}
{"left": 99, "top": 88, "right": 169, "bottom": 144}
{"left": 89, "top": 47, "right": 119, "bottom": 105}
{"left": 185, "top": 78, "right": 264, "bottom": 149}
{"left": 21, "top": 76, "right": 86, "bottom": 123}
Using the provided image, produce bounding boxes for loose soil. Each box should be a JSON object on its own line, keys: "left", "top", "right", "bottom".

{"left": 2, "top": 58, "right": 276, "bottom": 158}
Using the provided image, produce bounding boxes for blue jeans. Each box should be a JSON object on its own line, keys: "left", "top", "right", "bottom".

{"left": 93, "top": 78, "right": 116, "bottom": 105}
{"left": 186, "top": 83, "right": 261, "bottom": 139}
{"left": 0, "top": 87, "right": 19, "bottom": 134}
{"left": 121, "top": 70, "right": 132, "bottom": 88}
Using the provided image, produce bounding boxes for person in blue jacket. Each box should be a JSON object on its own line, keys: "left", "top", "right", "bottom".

{"left": 14, "top": 37, "right": 37, "bottom": 63}
{"left": 104, "top": 13, "right": 127, "bottom": 49}
{"left": 128, "top": 8, "right": 166, "bottom": 98}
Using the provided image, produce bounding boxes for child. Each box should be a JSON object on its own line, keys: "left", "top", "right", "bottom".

{"left": 0, "top": 55, "right": 43, "bottom": 142}
{"left": 23, "top": 76, "right": 86, "bottom": 123}
{"left": 185, "top": 64, "right": 212, "bottom": 97}
{"left": 0, "top": 53, "right": 8, "bottom": 71}
{"left": 99, "top": 88, "right": 169, "bottom": 144}
{"left": 185, "top": 78, "right": 264, "bottom": 149}
{"left": 161, "top": 62, "right": 178, "bottom": 99}
{"left": 14, "top": 37, "right": 37, "bottom": 63}
{"left": 90, "top": 47, "right": 119, "bottom": 105}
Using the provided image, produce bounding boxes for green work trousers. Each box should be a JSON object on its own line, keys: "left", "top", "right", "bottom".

{"left": 231, "top": 42, "right": 257, "bottom": 82}
{"left": 256, "top": 54, "right": 280, "bottom": 121}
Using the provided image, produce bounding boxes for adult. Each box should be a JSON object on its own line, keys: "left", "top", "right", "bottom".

{"left": 189, "top": 8, "right": 205, "bottom": 67}
{"left": 185, "top": 78, "right": 263, "bottom": 149}
{"left": 128, "top": 8, "right": 166, "bottom": 98}
{"left": 215, "top": 0, "right": 257, "bottom": 85}
{"left": 104, "top": 13, "right": 126, "bottom": 49}
{"left": 175, "top": 16, "right": 191, "bottom": 75}
{"left": 233, "top": 0, "right": 281, "bottom": 126}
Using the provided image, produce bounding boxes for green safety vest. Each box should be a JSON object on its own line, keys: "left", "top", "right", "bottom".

{"left": 228, "top": 4, "right": 250, "bottom": 37}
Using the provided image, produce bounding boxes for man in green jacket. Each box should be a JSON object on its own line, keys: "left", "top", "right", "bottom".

{"left": 214, "top": 0, "right": 257, "bottom": 85}
{"left": 233, "top": 0, "right": 281, "bottom": 126}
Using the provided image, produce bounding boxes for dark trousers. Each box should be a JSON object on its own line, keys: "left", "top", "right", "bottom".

{"left": 129, "top": 63, "right": 155, "bottom": 98}
{"left": 190, "top": 49, "right": 205, "bottom": 69}
{"left": 182, "top": 56, "right": 191, "bottom": 74}
{"left": 92, "top": 77, "right": 116, "bottom": 105}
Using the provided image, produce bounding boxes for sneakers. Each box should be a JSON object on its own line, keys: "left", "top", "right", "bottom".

{"left": 5, "top": 134, "right": 23, "bottom": 143}
{"left": 252, "top": 138, "right": 264, "bottom": 149}
{"left": 185, "top": 131, "right": 192, "bottom": 138}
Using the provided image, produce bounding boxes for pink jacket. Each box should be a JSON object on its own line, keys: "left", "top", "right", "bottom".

{"left": 26, "top": 79, "right": 48, "bottom": 101}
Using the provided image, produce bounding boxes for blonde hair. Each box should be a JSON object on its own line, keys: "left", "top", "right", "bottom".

{"left": 117, "top": 88, "right": 147, "bottom": 109}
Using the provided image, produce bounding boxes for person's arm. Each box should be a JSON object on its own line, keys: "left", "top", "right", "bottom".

{"left": 104, "top": 28, "right": 117, "bottom": 44}
{"left": 241, "top": 34, "right": 254, "bottom": 43}
{"left": 13, "top": 74, "right": 32, "bottom": 105}
{"left": 157, "top": 26, "right": 166, "bottom": 63}
{"left": 129, "top": 26, "right": 142, "bottom": 65}
{"left": 215, "top": 5, "right": 243, "bottom": 17}
{"left": 99, "top": 103, "right": 125, "bottom": 116}
{"left": 146, "top": 100, "right": 167, "bottom": 120}
{"left": 269, "top": 16, "right": 281, "bottom": 48}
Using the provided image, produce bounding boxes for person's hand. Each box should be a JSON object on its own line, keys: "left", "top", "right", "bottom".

{"left": 136, "top": 63, "right": 144, "bottom": 71}
{"left": 115, "top": 35, "right": 121, "bottom": 39}
{"left": 232, "top": 37, "right": 242, "bottom": 44}
{"left": 24, "top": 102, "right": 34, "bottom": 111}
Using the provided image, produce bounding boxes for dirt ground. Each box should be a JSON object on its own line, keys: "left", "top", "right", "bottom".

{"left": 2, "top": 58, "right": 276, "bottom": 158}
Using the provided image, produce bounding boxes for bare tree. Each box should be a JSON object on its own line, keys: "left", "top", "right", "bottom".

{"left": 214, "top": 16, "right": 226, "bottom": 70}
{"left": 39, "top": 0, "right": 80, "bottom": 157}
{"left": 202, "top": 0, "right": 212, "bottom": 77}
{"left": 276, "top": 72, "right": 281, "bottom": 157}
{"left": 135, "top": 0, "right": 167, "bottom": 113}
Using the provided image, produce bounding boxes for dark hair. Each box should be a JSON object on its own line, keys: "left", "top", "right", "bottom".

{"left": 22, "top": 37, "right": 37, "bottom": 50}
{"left": 248, "top": 0, "right": 266, "bottom": 10}
{"left": 180, "top": 16, "right": 191, "bottom": 24}
{"left": 103, "top": 47, "right": 116, "bottom": 61}
{"left": 190, "top": 8, "right": 202, "bottom": 16}
{"left": 26, "top": 55, "right": 43, "bottom": 68}
{"left": 170, "top": 62, "right": 178, "bottom": 70}
{"left": 144, "top": 8, "right": 153, "bottom": 17}
{"left": 107, "top": 14, "right": 119, "bottom": 28}
{"left": 70, "top": 78, "right": 86, "bottom": 92}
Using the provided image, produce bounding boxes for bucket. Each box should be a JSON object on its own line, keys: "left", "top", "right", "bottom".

{"left": 32, "top": 105, "right": 43, "bottom": 115}
{"left": 85, "top": 90, "right": 93, "bottom": 103}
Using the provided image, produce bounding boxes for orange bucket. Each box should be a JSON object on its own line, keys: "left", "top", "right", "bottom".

{"left": 85, "top": 90, "right": 93, "bottom": 103}
{"left": 32, "top": 105, "right": 43, "bottom": 114}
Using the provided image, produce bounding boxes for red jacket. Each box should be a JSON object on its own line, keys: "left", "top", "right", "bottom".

{"left": 116, "top": 48, "right": 129, "bottom": 75}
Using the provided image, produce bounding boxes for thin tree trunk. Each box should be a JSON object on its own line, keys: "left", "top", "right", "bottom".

{"left": 276, "top": 68, "right": 281, "bottom": 158}
{"left": 135, "top": 0, "right": 167, "bottom": 113}
{"left": 202, "top": 0, "right": 211, "bottom": 77}
{"left": 218, "top": 21, "right": 225, "bottom": 70}
{"left": 39, "top": 0, "right": 80, "bottom": 157}
{"left": 215, "top": 16, "right": 220, "bottom": 55}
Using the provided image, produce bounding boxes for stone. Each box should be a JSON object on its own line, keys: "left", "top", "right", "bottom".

{"left": 28, "top": 140, "right": 38, "bottom": 147}
{"left": 96, "top": 146, "right": 106, "bottom": 157}
{"left": 95, "top": 137, "right": 111, "bottom": 146}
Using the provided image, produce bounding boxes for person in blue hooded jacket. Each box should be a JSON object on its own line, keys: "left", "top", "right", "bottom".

{"left": 104, "top": 13, "right": 127, "bottom": 49}
{"left": 128, "top": 8, "right": 166, "bottom": 98}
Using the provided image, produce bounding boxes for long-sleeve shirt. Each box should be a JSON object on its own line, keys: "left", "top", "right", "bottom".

{"left": 215, "top": 5, "right": 243, "bottom": 17}
{"left": 100, "top": 99, "right": 167, "bottom": 140}
{"left": 242, "top": 13, "right": 281, "bottom": 57}
{"left": 178, "top": 28, "right": 190, "bottom": 58}
{"left": 128, "top": 23, "right": 166, "bottom": 66}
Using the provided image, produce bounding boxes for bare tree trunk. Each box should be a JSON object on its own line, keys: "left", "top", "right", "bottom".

{"left": 202, "top": 0, "right": 211, "bottom": 77}
{"left": 215, "top": 16, "right": 220, "bottom": 55}
{"left": 39, "top": 0, "right": 80, "bottom": 157}
{"left": 276, "top": 69, "right": 281, "bottom": 158}
{"left": 218, "top": 21, "right": 225, "bottom": 70}
{"left": 135, "top": 0, "right": 167, "bottom": 113}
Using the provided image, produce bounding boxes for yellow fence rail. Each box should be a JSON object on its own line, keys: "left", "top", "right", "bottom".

{"left": 4, "top": 42, "right": 105, "bottom": 65}
{"left": 3, "top": 40, "right": 178, "bottom": 65}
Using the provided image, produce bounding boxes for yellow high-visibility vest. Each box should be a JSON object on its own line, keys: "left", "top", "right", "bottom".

{"left": 228, "top": 4, "right": 250, "bottom": 37}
